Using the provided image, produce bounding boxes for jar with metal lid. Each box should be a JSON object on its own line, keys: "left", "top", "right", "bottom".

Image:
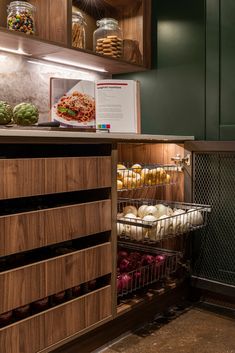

{"left": 72, "top": 11, "right": 86, "bottom": 49}
{"left": 7, "top": 1, "right": 36, "bottom": 35}
{"left": 93, "top": 18, "right": 123, "bottom": 59}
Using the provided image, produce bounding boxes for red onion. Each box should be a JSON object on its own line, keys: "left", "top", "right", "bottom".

{"left": 155, "top": 254, "right": 166, "bottom": 263}
{"left": 141, "top": 254, "right": 155, "bottom": 266}
{"left": 119, "top": 258, "right": 131, "bottom": 272}
{"left": 120, "top": 273, "right": 132, "bottom": 290}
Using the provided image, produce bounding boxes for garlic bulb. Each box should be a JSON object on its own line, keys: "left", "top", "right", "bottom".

{"left": 123, "top": 206, "right": 138, "bottom": 216}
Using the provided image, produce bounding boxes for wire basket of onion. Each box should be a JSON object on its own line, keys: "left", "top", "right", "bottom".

{"left": 117, "top": 199, "right": 211, "bottom": 243}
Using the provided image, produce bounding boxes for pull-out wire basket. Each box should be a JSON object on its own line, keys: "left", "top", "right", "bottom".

{"left": 117, "top": 163, "right": 179, "bottom": 191}
{"left": 117, "top": 198, "right": 211, "bottom": 243}
{"left": 117, "top": 242, "right": 180, "bottom": 297}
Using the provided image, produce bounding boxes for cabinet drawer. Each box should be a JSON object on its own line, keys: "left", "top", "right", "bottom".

{"left": 0, "top": 156, "right": 111, "bottom": 199}
{"left": 0, "top": 243, "right": 112, "bottom": 313}
{"left": 0, "top": 200, "right": 111, "bottom": 256}
{"left": 0, "top": 286, "right": 112, "bottom": 353}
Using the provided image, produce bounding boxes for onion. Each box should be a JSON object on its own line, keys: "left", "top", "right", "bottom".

{"left": 117, "top": 212, "right": 124, "bottom": 219}
{"left": 144, "top": 205, "right": 158, "bottom": 218}
{"left": 155, "top": 254, "right": 166, "bottom": 263}
{"left": 143, "top": 214, "right": 157, "bottom": 222}
{"left": 120, "top": 273, "right": 132, "bottom": 290}
{"left": 119, "top": 258, "right": 131, "bottom": 272}
{"left": 117, "top": 164, "right": 126, "bottom": 170}
{"left": 117, "top": 180, "right": 123, "bottom": 190}
{"left": 124, "top": 213, "right": 137, "bottom": 219}
{"left": 155, "top": 204, "right": 169, "bottom": 218}
{"left": 140, "top": 168, "right": 150, "bottom": 183}
{"left": 137, "top": 204, "right": 149, "bottom": 218}
{"left": 117, "top": 222, "right": 125, "bottom": 236}
{"left": 141, "top": 254, "right": 155, "bottom": 266}
{"left": 123, "top": 205, "right": 138, "bottom": 216}
{"left": 187, "top": 209, "right": 203, "bottom": 226}
{"left": 156, "top": 215, "right": 173, "bottom": 239}
{"left": 118, "top": 250, "right": 129, "bottom": 261}
{"left": 122, "top": 170, "right": 137, "bottom": 179}
{"left": 131, "top": 164, "right": 142, "bottom": 174}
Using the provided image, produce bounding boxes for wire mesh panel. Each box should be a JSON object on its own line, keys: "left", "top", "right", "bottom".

{"left": 193, "top": 153, "right": 235, "bottom": 286}
{"left": 117, "top": 242, "right": 180, "bottom": 297}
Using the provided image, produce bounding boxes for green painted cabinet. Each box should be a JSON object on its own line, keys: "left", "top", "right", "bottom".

{"left": 116, "top": 0, "right": 235, "bottom": 141}
{"left": 116, "top": 0, "right": 206, "bottom": 140}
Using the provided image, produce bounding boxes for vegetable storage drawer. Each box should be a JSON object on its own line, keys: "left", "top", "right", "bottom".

{"left": 0, "top": 156, "right": 111, "bottom": 199}
{"left": 0, "top": 200, "right": 111, "bottom": 256}
{"left": 0, "top": 286, "right": 112, "bottom": 353}
{"left": 0, "top": 243, "right": 112, "bottom": 313}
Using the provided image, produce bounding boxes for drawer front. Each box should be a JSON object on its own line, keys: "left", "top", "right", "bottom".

{"left": 0, "top": 286, "right": 112, "bottom": 353}
{"left": 0, "top": 157, "right": 111, "bottom": 199}
{"left": 0, "top": 200, "right": 111, "bottom": 256}
{"left": 0, "top": 243, "right": 112, "bottom": 313}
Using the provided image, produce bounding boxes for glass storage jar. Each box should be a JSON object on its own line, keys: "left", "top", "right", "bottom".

{"left": 7, "top": 1, "right": 36, "bottom": 35}
{"left": 72, "top": 11, "right": 86, "bottom": 49}
{"left": 93, "top": 18, "right": 123, "bottom": 59}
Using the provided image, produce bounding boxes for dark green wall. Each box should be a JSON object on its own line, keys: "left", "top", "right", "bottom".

{"left": 116, "top": 0, "right": 206, "bottom": 139}
{"left": 117, "top": 0, "right": 235, "bottom": 140}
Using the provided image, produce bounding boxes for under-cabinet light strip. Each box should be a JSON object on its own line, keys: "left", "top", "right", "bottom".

{"left": 0, "top": 47, "right": 31, "bottom": 56}
{"left": 42, "top": 56, "right": 108, "bottom": 73}
{"left": 27, "top": 59, "right": 92, "bottom": 75}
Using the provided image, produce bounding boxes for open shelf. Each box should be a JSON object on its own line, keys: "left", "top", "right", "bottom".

{"left": 0, "top": 27, "right": 148, "bottom": 74}
{"left": 72, "top": 0, "right": 151, "bottom": 67}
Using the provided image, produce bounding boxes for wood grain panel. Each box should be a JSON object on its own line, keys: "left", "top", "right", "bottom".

{"left": 0, "top": 210, "right": 44, "bottom": 256}
{"left": 44, "top": 157, "right": 111, "bottom": 194}
{"left": 49, "top": 0, "right": 68, "bottom": 44}
{"left": 29, "top": 0, "right": 50, "bottom": 40}
{"left": 0, "top": 286, "right": 112, "bottom": 353}
{"left": 46, "top": 243, "right": 112, "bottom": 295}
{"left": 0, "top": 157, "right": 111, "bottom": 200}
{"left": 29, "top": 0, "right": 68, "bottom": 44}
{"left": 0, "top": 200, "right": 111, "bottom": 256}
{"left": 0, "top": 0, "right": 10, "bottom": 28}
{"left": 119, "top": 1, "right": 144, "bottom": 63}
{"left": 0, "top": 316, "right": 42, "bottom": 353}
{"left": 0, "top": 262, "right": 46, "bottom": 313}
{"left": 0, "top": 243, "right": 111, "bottom": 313}
{"left": 44, "top": 200, "right": 112, "bottom": 248}
{"left": 0, "top": 158, "right": 45, "bottom": 200}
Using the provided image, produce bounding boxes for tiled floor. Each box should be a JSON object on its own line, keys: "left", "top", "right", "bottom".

{"left": 102, "top": 308, "right": 235, "bottom": 353}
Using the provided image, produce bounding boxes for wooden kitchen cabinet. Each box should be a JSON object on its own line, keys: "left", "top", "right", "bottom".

{"left": 0, "top": 286, "right": 112, "bottom": 353}
{"left": 0, "top": 0, "right": 151, "bottom": 73}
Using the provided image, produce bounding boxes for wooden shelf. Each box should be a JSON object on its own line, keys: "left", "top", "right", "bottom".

{"left": 0, "top": 27, "right": 147, "bottom": 74}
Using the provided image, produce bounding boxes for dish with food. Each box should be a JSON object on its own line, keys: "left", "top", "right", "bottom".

{"left": 54, "top": 91, "right": 95, "bottom": 125}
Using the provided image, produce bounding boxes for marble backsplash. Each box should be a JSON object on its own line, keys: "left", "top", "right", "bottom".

{"left": 0, "top": 53, "right": 104, "bottom": 122}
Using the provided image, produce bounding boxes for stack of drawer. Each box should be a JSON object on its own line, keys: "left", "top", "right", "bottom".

{"left": 0, "top": 154, "right": 113, "bottom": 353}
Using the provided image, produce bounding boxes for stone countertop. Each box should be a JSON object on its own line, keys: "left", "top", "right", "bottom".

{"left": 0, "top": 128, "right": 194, "bottom": 144}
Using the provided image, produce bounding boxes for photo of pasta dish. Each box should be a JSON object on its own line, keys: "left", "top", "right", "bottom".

{"left": 56, "top": 91, "right": 95, "bottom": 123}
